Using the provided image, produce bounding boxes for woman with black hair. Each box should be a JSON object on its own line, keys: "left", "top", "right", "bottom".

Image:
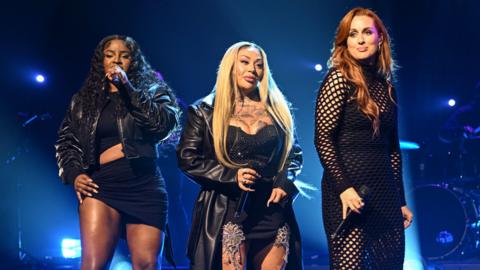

{"left": 55, "top": 35, "right": 180, "bottom": 270}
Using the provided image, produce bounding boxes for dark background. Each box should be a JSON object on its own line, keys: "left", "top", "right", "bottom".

{"left": 1, "top": 0, "right": 478, "bottom": 267}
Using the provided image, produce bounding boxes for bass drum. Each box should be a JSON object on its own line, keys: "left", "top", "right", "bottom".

{"left": 411, "top": 184, "right": 479, "bottom": 260}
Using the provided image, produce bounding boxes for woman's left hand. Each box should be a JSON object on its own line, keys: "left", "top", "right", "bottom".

{"left": 267, "top": 188, "right": 287, "bottom": 207}
{"left": 105, "top": 64, "right": 129, "bottom": 84}
{"left": 401, "top": 206, "right": 414, "bottom": 229}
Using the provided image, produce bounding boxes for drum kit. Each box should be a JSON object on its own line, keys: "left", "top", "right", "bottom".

{"left": 405, "top": 133, "right": 480, "bottom": 260}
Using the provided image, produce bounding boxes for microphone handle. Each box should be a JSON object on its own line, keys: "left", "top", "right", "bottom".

{"left": 331, "top": 209, "right": 351, "bottom": 240}
{"left": 331, "top": 185, "right": 370, "bottom": 240}
{"left": 234, "top": 190, "right": 250, "bottom": 218}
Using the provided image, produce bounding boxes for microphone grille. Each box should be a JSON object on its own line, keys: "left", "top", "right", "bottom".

{"left": 359, "top": 185, "right": 371, "bottom": 200}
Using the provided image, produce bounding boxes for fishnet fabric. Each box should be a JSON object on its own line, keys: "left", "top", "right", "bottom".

{"left": 315, "top": 68, "right": 406, "bottom": 269}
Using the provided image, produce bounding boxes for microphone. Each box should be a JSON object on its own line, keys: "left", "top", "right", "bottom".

{"left": 331, "top": 185, "right": 370, "bottom": 240}
{"left": 234, "top": 187, "right": 250, "bottom": 219}
{"left": 234, "top": 160, "right": 266, "bottom": 220}
{"left": 111, "top": 74, "right": 121, "bottom": 84}
{"left": 110, "top": 64, "right": 123, "bottom": 85}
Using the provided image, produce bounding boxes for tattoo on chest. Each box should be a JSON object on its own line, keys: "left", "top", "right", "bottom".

{"left": 231, "top": 99, "right": 273, "bottom": 134}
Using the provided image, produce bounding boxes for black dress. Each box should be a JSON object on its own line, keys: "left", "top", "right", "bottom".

{"left": 223, "top": 125, "right": 287, "bottom": 238}
{"left": 89, "top": 92, "right": 168, "bottom": 232}
{"left": 222, "top": 124, "right": 291, "bottom": 267}
{"left": 315, "top": 67, "right": 406, "bottom": 269}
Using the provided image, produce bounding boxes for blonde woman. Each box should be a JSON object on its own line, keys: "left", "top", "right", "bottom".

{"left": 315, "top": 7, "right": 413, "bottom": 269}
{"left": 177, "top": 41, "right": 303, "bottom": 270}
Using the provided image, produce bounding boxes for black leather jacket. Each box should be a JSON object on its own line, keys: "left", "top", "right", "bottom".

{"left": 55, "top": 81, "right": 180, "bottom": 184}
{"left": 176, "top": 94, "right": 304, "bottom": 269}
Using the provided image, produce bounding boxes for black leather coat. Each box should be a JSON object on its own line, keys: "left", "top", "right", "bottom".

{"left": 55, "top": 81, "right": 180, "bottom": 184}
{"left": 176, "top": 94, "right": 304, "bottom": 269}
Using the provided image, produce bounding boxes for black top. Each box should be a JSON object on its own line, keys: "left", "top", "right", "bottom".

{"left": 225, "top": 124, "right": 287, "bottom": 240}
{"left": 227, "top": 125, "right": 282, "bottom": 181}
{"left": 96, "top": 92, "right": 121, "bottom": 154}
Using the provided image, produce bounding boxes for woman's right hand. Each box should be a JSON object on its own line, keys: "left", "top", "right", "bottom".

{"left": 74, "top": 174, "right": 99, "bottom": 204}
{"left": 339, "top": 187, "right": 364, "bottom": 219}
{"left": 105, "top": 64, "right": 129, "bottom": 85}
{"left": 236, "top": 168, "right": 261, "bottom": 192}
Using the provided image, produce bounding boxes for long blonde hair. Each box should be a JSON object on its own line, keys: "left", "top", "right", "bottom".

{"left": 212, "top": 41, "right": 294, "bottom": 170}
{"left": 328, "top": 7, "right": 396, "bottom": 134}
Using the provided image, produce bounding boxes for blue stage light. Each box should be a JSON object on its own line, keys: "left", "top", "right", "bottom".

{"left": 35, "top": 74, "right": 45, "bottom": 83}
{"left": 314, "top": 64, "right": 322, "bottom": 71}
{"left": 404, "top": 258, "right": 425, "bottom": 270}
{"left": 61, "top": 238, "right": 81, "bottom": 258}
{"left": 112, "top": 261, "right": 132, "bottom": 270}
{"left": 448, "top": 99, "right": 456, "bottom": 107}
{"left": 400, "top": 141, "right": 420, "bottom": 150}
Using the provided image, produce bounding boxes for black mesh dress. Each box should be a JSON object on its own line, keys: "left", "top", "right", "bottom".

{"left": 315, "top": 67, "right": 406, "bottom": 269}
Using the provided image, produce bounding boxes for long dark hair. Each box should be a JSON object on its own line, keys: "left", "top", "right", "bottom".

{"left": 77, "top": 35, "right": 176, "bottom": 121}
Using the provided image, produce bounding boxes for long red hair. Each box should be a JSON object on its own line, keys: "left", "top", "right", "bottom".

{"left": 328, "top": 7, "right": 396, "bottom": 135}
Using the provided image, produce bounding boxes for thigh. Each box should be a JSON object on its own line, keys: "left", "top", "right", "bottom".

{"left": 222, "top": 222, "right": 247, "bottom": 270}
{"left": 331, "top": 227, "right": 370, "bottom": 270}
{"left": 257, "top": 225, "right": 290, "bottom": 270}
{"left": 258, "top": 245, "right": 287, "bottom": 270}
{"left": 79, "top": 197, "right": 121, "bottom": 268}
{"left": 126, "top": 223, "right": 164, "bottom": 261}
{"left": 222, "top": 244, "right": 247, "bottom": 270}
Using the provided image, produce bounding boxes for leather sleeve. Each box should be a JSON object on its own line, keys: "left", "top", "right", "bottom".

{"left": 122, "top": 81, "right": 180, "bottom": 141}
{"left": 54, "top": 95, "right": 85, "bottom": 185}
{"left": 176, "top": 105, "right": 237, "bottom": 190}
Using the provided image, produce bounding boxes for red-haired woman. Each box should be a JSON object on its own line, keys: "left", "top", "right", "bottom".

{"left": 315, "top": 7, "right": 413, "bottom": 269}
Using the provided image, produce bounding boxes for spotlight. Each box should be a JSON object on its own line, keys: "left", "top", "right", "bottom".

{"left": 314, "top": 64, "right": 322, "bottom": 71}
{"left": 35, "top": 74, "right": 45, "bottom": 83}
{"left": 448, "top": 99, "right": 456, "bottom": 107}
{"left": 61, "top": 238, "right": 81, "bottom": 258}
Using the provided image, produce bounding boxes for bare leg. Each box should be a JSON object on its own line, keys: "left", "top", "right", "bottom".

{"left": 257, "top": 225, "right": 290, "bottom": 270}
{"left": 126, "top": 223, "right": 164, "bottom": 270}
{"left": 79, "top": 198, "right": 121, "bottom": 270}
{"left": 222, "top": 222, "right": 246, "bottom": 270}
